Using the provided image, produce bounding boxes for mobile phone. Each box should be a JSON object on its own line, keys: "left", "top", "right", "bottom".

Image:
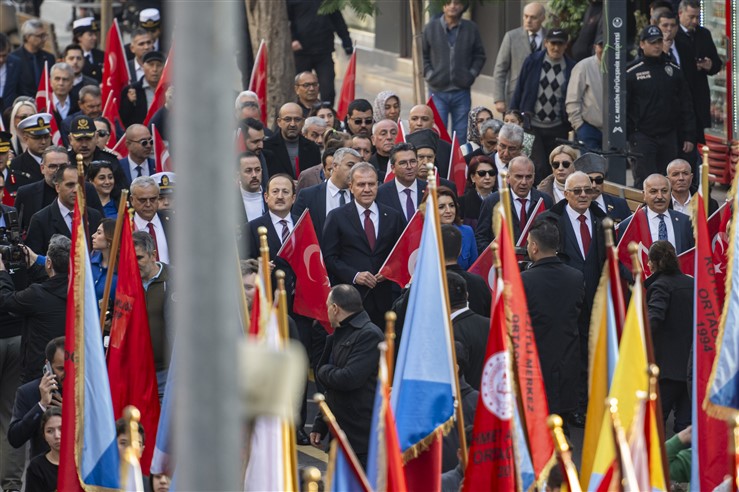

{"left": 43, "top": 361, "right": 52, "bottom": 376}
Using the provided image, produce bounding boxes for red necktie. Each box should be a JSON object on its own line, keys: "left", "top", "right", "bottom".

{"left": 363, "top": 209, "right": 376, "bottom": 250}
{"left": 147, "top": 222, "right": 160, "bottom": 261}
{"left": 517, "top": 198, "right": 528, "bottom": 225}
{"left": 578, "top": 215, "right": 591, "bottom": 256}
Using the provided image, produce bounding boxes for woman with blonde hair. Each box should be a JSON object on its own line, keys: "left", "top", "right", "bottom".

{"left": 537, "top": 144, "right": 579, "bottom": 203}
{"left": 8, "top": 98, "right": 37, "bottom": 156}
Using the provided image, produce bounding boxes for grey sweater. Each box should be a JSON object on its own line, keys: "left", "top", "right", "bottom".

{"left": 422, "top": 17, "right": 487, "bottom": 92}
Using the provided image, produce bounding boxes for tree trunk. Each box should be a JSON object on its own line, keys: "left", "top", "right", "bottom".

{"left": 409, "top": 0, "right": 425, "bottom": 105}
{"left": 245, "top": 0, "right": 295, "bottom": 126}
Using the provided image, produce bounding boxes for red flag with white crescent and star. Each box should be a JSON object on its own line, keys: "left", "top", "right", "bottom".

{"left": 276, "top": 210, "right": 333, "bottom": 333}
{"left": 378, "top": 210, "right": 424, "bottom": 287}
{"left": 152, "top": 124, "right": 171, "bottom": 173}
{"left": 34, "top": 61, "right": 62, "bottom": 146}
{"left": 616, "top": 207, "right": 652, "bottom": 275}
{"left": 102, "top": 19, "right": 130, "bottom": 125}
{"left": 467, "top": 242, "right": 495, "bottom": 291}
{"left": 249, "top": 40, "right": 268, "bottom": 125}
{"left": 426, "top": 97, "right": 452, "bottom": 143}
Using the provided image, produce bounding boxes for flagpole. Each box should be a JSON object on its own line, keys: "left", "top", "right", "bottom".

{"left": 498, "top": 170, "right": 514, "bottom": 240}
{"left": 547, "top": 415, "right": 582, "bottom": 492}
{"left": 608, "top": 398, "right": 638, "bottom": 492}
{"left": 701, "top": 147, "right": 710, "bottom": 217}
{"left": 602, "top": 218, "right": 626, "bottom": 335}
{"left": 257, "top": 226, "right": 273, "bottom": 306}
{"left": 314, "top": 393, "right": 372, "bottom": 492}
{"left": 427, "top": 163, "right": 468, "bottom": 469}
{"left": 100, "top": 190, "right": 129, "bottom": 333}
{"left": 236, "top": 249, "right": 251, "bottom": 336}
{"left": 384, "top": 311, "right": 396, "bottom": 383}
{"left": 275, "top": 270, "right": 289, "bottom": 342}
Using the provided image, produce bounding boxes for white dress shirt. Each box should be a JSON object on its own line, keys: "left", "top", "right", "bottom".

{"left": 394, "top": 178, "right": 418, "bottom": 215}
{"left": 512, "top": 191, "right": 532, "bottom": 221}
{"left": 326, "top": 179, "right": 349, "bottom": 214}
{"left": 670, "top": 44, "right": 681, "bottom": 66}
{"left": 133, "top": 59, "right": 144, "bottom": 82}
{"left": 240, "top": 187, "right": 263, "bottom": 221}
{"left": 134, "top": 213, "right": 170, "bottom": 264}
{"left": 594, "top": 194, "right": 606, "bottom": 214}
{"left": 57, "top": 200, "right": 73, "bottom": 231}
{"left": 269, "top": 211, "right": 294, "bottom": 244}
{"left": 565, "top": 204, "right": 593, "bottom": 258}
{"left": 646, "top": 207, "right": 676, "bottom": 247}
{"left": 128, "top": 156, "right": 151, "bottom": 178}
{"left": 0, "top": 64, "right": 6, "bottom": 98}
{"left": 53, "top": 94, "right": 70, "bottom": 120}
{"left": 494, "top": 153, "right": 507, "bottom": 188}
{"left": 671, "top": 193, "right": 692, "bottom": 215}
{"left": 529, "top": 30, "right": 543, "bottom": 51}
{"left": 354, "top": 201, "right": 379, "bottom": 238}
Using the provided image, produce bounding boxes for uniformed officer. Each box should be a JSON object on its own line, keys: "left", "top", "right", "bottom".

{"left": 73, "top": 17, "right": 103, "bottom": 83}
{"left": 151, "top": 171, "right": 175, "bottom": 211}
{"left": 67, "top": 115, "right": 128, "bottom": 192}
{"left": 0, "top": 132, "right": 12, "bottom": 183}
{"left": 6, "top": 113, "right": 52, "bottom": 197}
{"left": 626, "top": 25, "right": 696, "bottom": 189}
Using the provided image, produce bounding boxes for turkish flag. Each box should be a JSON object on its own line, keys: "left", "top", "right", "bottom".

{"left": 102, "top": 19, "right": 130, "bottom": 125}
{"left": 616, "top": 207, "right": 652, "bottom": 276}
{"left": 395, "top": 122, "right": 406, "bottom": 143}
{"left": 152, "top": 124, "right": 171, "bottom": 172}
{"left": 143, "top": 45, "right": 173, "bottom": 126}
{"left": 34, "top": 61, "right": 62, "bottom": 146}
{"left": 249, "top": 40, "right": 268, "bottom": 125}
{"left": 467, "top": 242, "right": 495, "bottom": 291}
{"left": 101, "top": 93, "right": 123, "bottom": 136}
{"left": 462, "top": 277, "right": 517, "bottom": 491}
{"left": 447, "top": 132, "right": 467, "bottom": 194}
{"left": 276, "top": 210, "right": 333, "bottom": 333}
{"left": 709, "top": 202, "right": 731, "bottom": 307}
{"left": 235, "top": 127, "right": 247, "bottom": 153}
{"left": 107, "top": 211, "right": 161, "bottom": 475}
{"left": 336, "top": 49, "right": 356, "bottom": 121}
{"left": 111, "top": 133, "right": 129, "bottom": 158}
{"left": 515, "top": 198, "right": 546, "bottom": 247}
{"left": 426, "top": 96, "right": 452, "bottom": 143}
{"left": 378, "top": 210, "right": 424, "bottom": 287}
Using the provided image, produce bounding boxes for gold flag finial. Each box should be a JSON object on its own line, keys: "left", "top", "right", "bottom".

{"left": 384, "top": 311, "right": 397, "bottom": 382}
{"left": 257, "top": 226, "right": 273, "bottom": 306}
{"left": 628, "top": 241, "right": 642, "bottom": 279}
{"left": 603, "top": 217, "right": 615, "bottom": 248}
{"left": 302, "top": 467, "right": 322, "bottom": 492}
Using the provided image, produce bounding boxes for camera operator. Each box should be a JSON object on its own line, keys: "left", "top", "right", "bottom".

{"left": 0, "top": 234, "right": 70, "bottom": 385}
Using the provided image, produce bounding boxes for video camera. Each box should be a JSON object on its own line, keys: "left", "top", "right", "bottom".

{"left": 0, "top": 210, "right": 26, "bottom": 271}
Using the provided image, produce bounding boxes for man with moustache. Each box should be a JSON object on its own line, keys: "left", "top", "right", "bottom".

{"left": 344, "top": 99, "right": 374, "bottom": 138}
{"left": 368, "top": 119, "right": 398, "bottom": 178}
{"left": 407, "top": 104, "right": 452, "bottom": 176}
{"left": 263, "top": 103, "right": 321, "bottom": 179}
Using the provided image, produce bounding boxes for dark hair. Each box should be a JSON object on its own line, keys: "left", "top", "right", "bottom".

{"left": 86, "top": 160, "right": 114, "bottom": 181}
{"left": 346, "top": 99, "right": 372, "bottom": 118}
{"left": 115, "top": 418, "right": 146, "bottom": 445}
{"left": 421, "top": 186, "right": 461, "bottom": 225}
{"left": 52, "top": 164, "right": 77, "bottom": 185}
{"left": 94, "top": 116, "right": 112, "bottom": 133}
{"left": 132, "top": 230, "right": 156, "bottom": 255}
{"left": 267, "top": 173, "right": 296, "bottom": 195}
{"left": 389, "top": 142, "right": 416, "bottom": 164}
{"left": 45, "top": 336, "right": 65, "bottom": 362}
{"left": 441, "top": 224, "right": 462, "bottom": 261}
{"left": 504, "top": 109, "right": 531, "bottom": 131}
{"left": 40, "top": 407, "right": 62, "bottom": 433}
{"left": 47, "top": 234, "right": 71, "bottom": 274}
{"left": 240, "top": 258, "right": 259, "bottom": 276}
{"left": 323, "top": 130, "right": 351, "bottom": 150}
{"left": 447, "top": 271, "right": 468, "bottom": 309}
{"left": 63, "top": 43, "right": 83, "bottom": 57}
{"left": 656, "top": 10, "right": 678, "bottom": 21}
{"left": 309, "top": 102, "right": 341, "bottom": 130}
{"left": 648, "top": 240, "right": 680, "bottom": 274}
{"left": 329, "top": 284, "right": 363, "bottom": 313}
{"left": 0, "top": 33, "right": 9, "bottom": 53}
{"left": 238, "top": 151, "right": 260, "bottom": 171}
{"left": 242, "top": 117, "right": 264, "bottom": 133}
{"left": 131, "top": 27, "right": 151, "bottom": 40}
{"left": 99, "top": 218, "right": 116, "bottom": 244}
{"left": 650, "top": 0, "right": 674, "bottom": 9}
{"left": 321, "top": 147, "right": 337, "bottom": 167}
{"left": 468, "top": 155, "right": 497, "bottom": 189}
{"left": 528, "top": 218, "right": 560, "bottom": 252}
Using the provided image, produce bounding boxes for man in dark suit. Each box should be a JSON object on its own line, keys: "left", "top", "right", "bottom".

{"left": 62, "top": 44, "right": 99, "bottom": 107}
{"left": 130, "top": 176, "right": 172, "bottom": 264}
{"left": 521, "top": 218, "right": 584, "bottom": 420}
{"left": 0, "top": 34, "right": 21, "bottom": 114}
{"left": 263, "top": 103, "right": 321, "bottom": 180}
{"left": 408, "top": 104, "right": 451, "bottom": 177}
{"left": 376, "top": 143, "right": 427, "bottom": 224}
{"left": 15, "top": 146, "right": 102, "bottom": 234}
{"left": 618, "top": 173, "right": 694, "bottom": 255}
{"left": 574, "top": 153, "right": 632, "bottom": 223}
{"left": 246, "top": 174, "right": 299, "bottom": 264}
{"left": 11, "top": 19, "right": 56, "bottom": 98}
{"left": 7, "top": 337, "right": 64, "bottom": 460}
{"left": 475, "top": 156, "right": 553, "bottom": 252}
{"left": 293, "top": 148, "right": 360, "bottom": 245}
{"left": 667, "top": 158, "right": 719, "bottom": 216}
{"left": 323, "top": 162, "right": 404, "bottom": 326}
{"left": 448, "top": 271, "right": 489, "bottom": 391}
{"left": 49, "top": 63, "right": 79, "bottom": 141}
{"left": 368, "top": 119, "right": 398, "bottom": 178}
{"left": 120, "top": 124, "right": 156, "bottom": 184}
{"left": 119, "top": 51, "right": 165, "bottom": 127}
{"left": 25, "top": 165, "right": 102, "bottom": 254}
{"left": 310, "top": 284, "right": 383, "bottom": 469}
{"left": 6, "top": 113, "right": 53, "bottom": 198}
{"left": 126, "top": 29, "right": 154, "bottom": 84}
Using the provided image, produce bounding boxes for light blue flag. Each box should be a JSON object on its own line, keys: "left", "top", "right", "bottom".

{"left": 391, "top": 191, "right": 456, "bottom": 451}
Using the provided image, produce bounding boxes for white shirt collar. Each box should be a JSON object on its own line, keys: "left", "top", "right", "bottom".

{"left": 646, "top": 207, "right": 669, "bottom": 221}
{"left": 327, "top": 179, "right": 344, "bottom": 197}
{"left": 354, "top": 200, "right": 379, "bottom": 217}
{"left": 565, "top": 203, "right": 590, "bottom": 222}
{"left": 57, "top": 199, "right": 73, "bottom": 219}
{"left": 134, "top": 212, "right": 162, "bottom": 229}
{"left": 450, "top": 306, "right": 470, "bottom": 320}
{"left": 269, "top": 211, "right": 293, "bottom": 228}
{"left": 394, "top": 178, "right": 418, "bottom": 194}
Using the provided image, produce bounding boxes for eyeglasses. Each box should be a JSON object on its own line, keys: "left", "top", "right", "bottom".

{"left": 551, "top": 160, "right": 571, "bottom": 169}
{"left": 44, "top": 163, "right": 67, "bottom": 171}
{"left": 280, "top": 116, "right": 303, "bottom": 124}
{"left": 395, "top": 159, "right": 418, "bottom": 168}
{"left": 476, "top": 170, "right": 496, "bottom": 177}
{"left": 129, "top": 138, "right": 153, "bottom": 146}
{"left": 239, "top": 101, "right": 259, "bottom": 109}
{"left": 352, "top": 118, "right": 373, "bottom": 126}
{"left": 30, "top": 32, "right": 48, "bottom": 39}
{"left": 134, "top": 196, "right": 158, "bottom": 203}
{"left": 566, "top": 187, "right": 594, "bottom": 195}
{"left": 96, "top": 130, "right": 110, "bottom": 137}
{"left": 590, "top": 176, "right": 605, "bottom": 185}
{"left": 497, "top": 142, "right": 520, "bottom": 153}
{"left": 297, "top": 82, "right": 319, "bottom": 88}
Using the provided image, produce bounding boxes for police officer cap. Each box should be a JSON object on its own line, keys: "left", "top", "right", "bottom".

{"left": 406, "top": 128, "right": 438, "bottom": 153}
{"left": 152, "top": 172, "right": 175, "bottom": 194}
{"left": 641, "top": 25, "right": 663, "bottom": 42}
{"left": 0, "top": 132, "right": 11, "bottom": 153}
{"left": 69, "top": 115, "right": 96, "bottom": 138}
{"left": 139, "top": 8, "right": 161, "bottom": 29}
{"left": 143, "top": 51, "right": 165, "bottom": 64}
{"left": 574, "top": 152, "right": 608, "bottom": 176}
{"left": 72, "top": 17, "right": 99, "bottom": 35}
{"left": 18, "top": 113, "right": 52, "bottom": 136}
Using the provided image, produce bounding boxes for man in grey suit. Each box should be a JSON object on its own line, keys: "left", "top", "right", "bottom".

{"left": 492, "top": 2, "right": 547, "bottom": 115}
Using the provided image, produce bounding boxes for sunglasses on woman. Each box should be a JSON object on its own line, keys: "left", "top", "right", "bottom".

{"left": 551, "top": 160, "right": 571, "bottom": 169}
{"left": 475, "top": 170, "right": 496, "bottom": 177}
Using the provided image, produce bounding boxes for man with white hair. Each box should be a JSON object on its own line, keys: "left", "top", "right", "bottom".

{"left": 11, "top": 19, "right": 56, "bottom": 97}
{"left": 49, "top": 63, "right": 77, "bottom": 131}
{"left": 130, "top": 176, "right": 172, "bottom": 264}
{"left": 301, "top": 116, "right": 328, "bottom": 150}
{"left": 368, "top": 119, "right": 398, "bottom": 178}
{"left": 234, "top": 90, "right": 261, "bottom": 121}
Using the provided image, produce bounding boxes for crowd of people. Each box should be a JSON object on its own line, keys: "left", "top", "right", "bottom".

{"left": 0, "top": 0, "right": 722, "bottom": 489}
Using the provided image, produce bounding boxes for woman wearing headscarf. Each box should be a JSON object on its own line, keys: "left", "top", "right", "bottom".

{"left": 372, "top": 91, "right": 400, "bottom": 123}
{"left": 460, "top": 106, "right": 493, "bottom": 157}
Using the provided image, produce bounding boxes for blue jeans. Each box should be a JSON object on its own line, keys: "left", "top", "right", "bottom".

{"left": 431, "top": 89, "right": 471, "bottom": 144}
{"left": 575, "top": 122, "right": 603, "bottom": 151}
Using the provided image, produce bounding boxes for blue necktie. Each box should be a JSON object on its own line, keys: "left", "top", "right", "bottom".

{"left": 339, "top": 190, "right": 346, "bottom": 206}
{"left": 403, "top": 189, "right": 414, "bottom": 222}
{"left": 658, "top": 214, "right": 668, "bottom": 241}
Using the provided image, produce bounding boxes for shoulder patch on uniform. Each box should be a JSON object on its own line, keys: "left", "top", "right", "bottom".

{"left": 626, "top": 61, "right": 645, "bottom": 73}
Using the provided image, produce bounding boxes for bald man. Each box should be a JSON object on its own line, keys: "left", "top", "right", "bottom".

{"left": 492, "top": 2, "right": 548, "bottom": 114}
{"left": 407, "top": 104, "right": 452, "bottom": 177}
{"left": 263, "top": 102, "right": 321, "bottom": 179}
